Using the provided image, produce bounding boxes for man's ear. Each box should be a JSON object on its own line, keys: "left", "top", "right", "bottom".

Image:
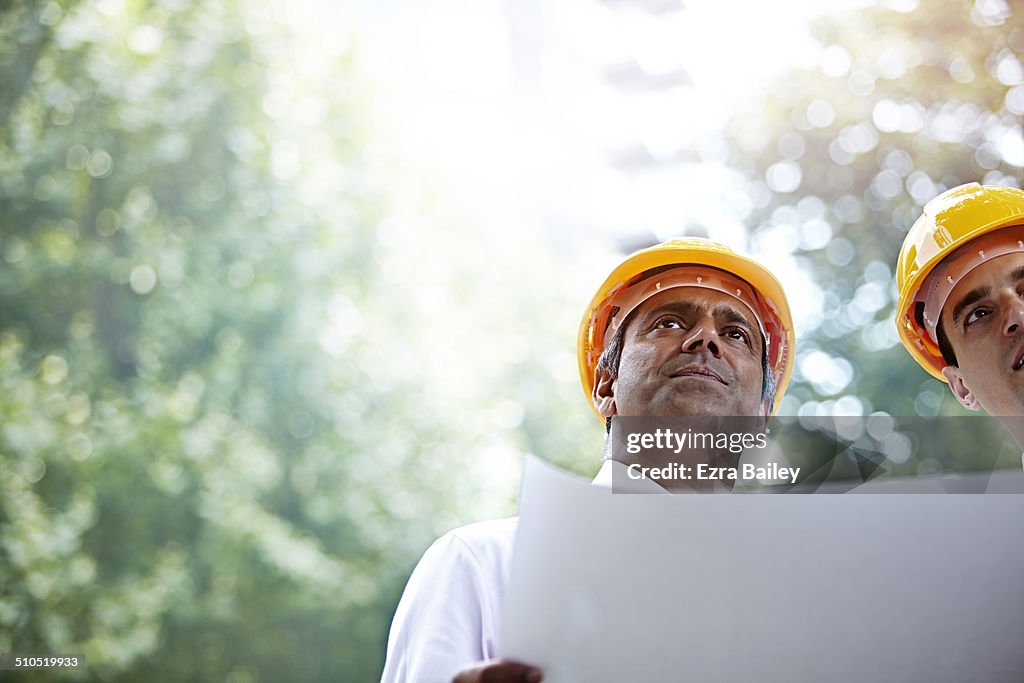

{"left": 593, "top": 366, "right": 617, "bottom": 418}
{"left": 942, "top": 365, "right": 981, "bottom": 411}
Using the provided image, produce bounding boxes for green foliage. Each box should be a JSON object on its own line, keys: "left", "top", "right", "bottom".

{"left": 1, "top": 0, "right": 600, "bottom": 680}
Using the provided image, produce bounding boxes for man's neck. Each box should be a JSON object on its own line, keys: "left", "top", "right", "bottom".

{"left": 601, "top": 441, "right": 739, "bottom": 492}
{"left": 996, "top": 416, "right": 1024, "bottom": 455}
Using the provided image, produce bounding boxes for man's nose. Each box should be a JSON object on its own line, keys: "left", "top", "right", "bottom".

{"left": 682, "top": 324, "right": 721, "bottom": 358}
{"left": 1003, "top": 292, "right": 1024, "bottom": 336}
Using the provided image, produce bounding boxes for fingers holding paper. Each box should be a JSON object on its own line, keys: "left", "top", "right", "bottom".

{"left": 452, "top": 659, "right": 542, "bottom": 683}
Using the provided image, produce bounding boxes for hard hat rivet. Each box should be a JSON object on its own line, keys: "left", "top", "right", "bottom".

{"left": 979, "top": 250, "right": 986, "bottom": 258}
{"left": 655, "top": 282, "right": 662, "bottom": 290}
{"left": 696, "top": 277, "right": 703, "bottom": 283}
{"left": 947, "top": 275, "right": 954, "bottom": 284}
{"left": 736, "top": 289, "right": 742, "bottom": 296}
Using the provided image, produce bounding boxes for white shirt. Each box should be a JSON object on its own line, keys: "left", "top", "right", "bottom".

{"left": 380, "top": 460, "right": 661, "bottom": 683}
{"left": 379, "top": 516, "right": 517, "bottom": 683}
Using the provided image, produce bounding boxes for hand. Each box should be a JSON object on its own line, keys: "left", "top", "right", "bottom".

{"left": 452, "top": 659, "right": 542, "bottom": 683}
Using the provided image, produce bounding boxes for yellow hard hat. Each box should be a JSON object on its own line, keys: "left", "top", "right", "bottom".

{"left": 577, "top": 237, "right": 795, "bottom": 417}
{"left": 896, "top": 183, "right": 1024, "bottom": 380}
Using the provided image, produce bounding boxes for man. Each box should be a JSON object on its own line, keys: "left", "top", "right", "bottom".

{"left": 380, "top": 238, "right": 795, "bottom": 683}
{"left": 896, "top": 182, "right": 1024, "bottom": 452}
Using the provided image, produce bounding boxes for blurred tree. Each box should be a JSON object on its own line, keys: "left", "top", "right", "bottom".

{"left": 0, "top": 0, "right": 600, "bottom": 681}
{"left": 723, "top": 0, "right": 1024, "bottom": 463}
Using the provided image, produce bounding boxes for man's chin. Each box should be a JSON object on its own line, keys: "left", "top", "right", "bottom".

{"left": 632, "top": 403, "right": 757, "bottom": 419}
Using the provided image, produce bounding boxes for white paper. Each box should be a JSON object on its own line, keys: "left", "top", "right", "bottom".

{"left": 501, "top": 455, "right": 1024, "bottom": 683}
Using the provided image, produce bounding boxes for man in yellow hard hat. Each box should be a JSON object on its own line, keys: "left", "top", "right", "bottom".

{"left": 581, "top": 238, "right": 793, "bottom": 423}
{"left": 896, "top": 182, "right": 1024, "bottom": 449}
{"left": 380, "top": 238, "right": 794, "bottom": 683}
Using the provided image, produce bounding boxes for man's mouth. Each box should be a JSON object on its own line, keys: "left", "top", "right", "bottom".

{"left": 670, "top": 365, "right": 727, "bottom": 384}
{"left": 1013, "top": 347, "right": 1024, "bottom": 372}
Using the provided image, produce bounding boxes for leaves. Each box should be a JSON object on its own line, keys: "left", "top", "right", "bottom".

{"left": 0, "top": 0, "right": 558, "bottom": 680}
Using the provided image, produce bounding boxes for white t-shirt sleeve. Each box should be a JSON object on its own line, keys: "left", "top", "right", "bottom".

{"left": 380, "top": 529, "right": 500, "bottom": 683}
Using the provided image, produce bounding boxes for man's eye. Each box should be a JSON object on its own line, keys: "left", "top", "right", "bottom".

{"left": 965, "top": 307, "right": 991, "bottom": 327}
{"left": 724, "top": 328, "right": 750, "bottom": 343}
{"left": 654, "top": 317, "right": 683, "bottom": 329}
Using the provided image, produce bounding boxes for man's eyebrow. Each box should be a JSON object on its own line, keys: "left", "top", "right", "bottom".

{"left": 1010, "top": 265, "right": 1024, "bottom": 283}
{"left": 713, "top": 304, "right": 756, "bottom": 331}
{"left": 641, "top": 300, "right": 701, "bottom": 321}
{"left": 951, "top": 286, "right": 991, "bottom": 325}
{"left": 640, "top": 300, "right": 758, "bottom": 332}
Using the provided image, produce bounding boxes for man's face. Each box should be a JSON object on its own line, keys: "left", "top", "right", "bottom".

{"left": 594, "top": 286, "right": 766, "bottom": 418}
{"left": 940, "top": 252, "right": 1024, "bottom": 415}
